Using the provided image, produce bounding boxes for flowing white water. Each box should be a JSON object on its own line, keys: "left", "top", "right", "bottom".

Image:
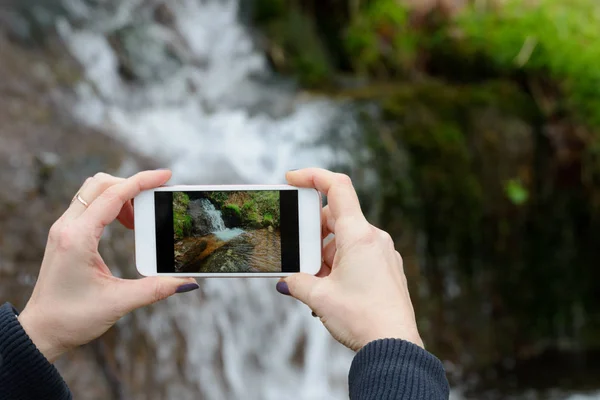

{"left": 190, "top": 198, "right": 244, "bottom": 240}
{"left": 190, "top": 199, "right": 226, "bottom": 232}
{"left": 57, "top": 0, "right": 352, "bottom": 184}
{"left": 213, "top": 228, "right": 244, "bottom": 242}
{"left": 55, "top": 0, "right": 355, "bottom": 399}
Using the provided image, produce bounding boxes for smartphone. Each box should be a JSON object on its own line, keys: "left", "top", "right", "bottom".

{"left": 134, "top": 185, "right": 322, "bottom": 277}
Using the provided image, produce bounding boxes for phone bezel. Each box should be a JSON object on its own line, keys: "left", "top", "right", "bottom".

{"left": 134, "top": 184, "right": 322, "bottom": 277}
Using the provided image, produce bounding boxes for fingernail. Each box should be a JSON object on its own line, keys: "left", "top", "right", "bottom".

{"left": 276, "top": 281, "right": 291, "bottom": 296}
{"left": 288, "top": 169, "right": 298, "bottom": 172}
{"left": 176, "top": 283, "right": 199, "bottom": 293}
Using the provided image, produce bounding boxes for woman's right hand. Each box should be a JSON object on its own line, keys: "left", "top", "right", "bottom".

{"left": 276, "top": 168, "right": 423, "bottom": 352}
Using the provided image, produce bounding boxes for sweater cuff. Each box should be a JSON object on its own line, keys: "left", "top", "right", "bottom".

{"left": 0, "top": 303, "right": 72, "bottom": 400}
{"left": 349, "top": 338, "right": 450, "bottom": 400}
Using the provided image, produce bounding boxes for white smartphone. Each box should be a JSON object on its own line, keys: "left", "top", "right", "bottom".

{"left": 134, "top": 185, "right": 322, "bottom": 277}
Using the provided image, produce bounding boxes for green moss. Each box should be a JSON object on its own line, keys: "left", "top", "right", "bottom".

{"left": 374, "top": 79, "right": 537, "bottom": 236}
{"left": 263, "top": 213, "right": 274, "bottom": 227}
{"left": 248, "top": 0, "right": 600, "bottom": 382}
{"left": 251, "top": 5, "right": 333, "bottom": 87}
{"left": 242, "top": 201, "right": 255, "bottom": 214}
{"left": 457, "top": 0, "right": 600, "bottom": 127}
{"left": 252, "top": 191, "right": 280, "bottom": 227}
{"left": 344, "top": 0, "right": 417, "bottom": 77}
{"left": 245, "top": 211, "right": 262, "bottom": 228}
{"left": 222, "top": 203, "right": 241, "bottom": 217}
{"left": 505, "top": 179, "right": 529, "bottom": 206}
{"left": 208, "top": 191, "right": 228, "bottom": 208}
{"left": 173, "top": 192, "right": 192, "bottom": 240}
{"left": 252, "top": 0, "right": 286, "bottom": 25}
{"left": 221, "top": 203, "right": 242, "bottom": 227}
{"left": 241, "top": 201, "right": 257, "bottom": 223}
{"left": 362, "top": 75, "right": 600, "bottom": 371}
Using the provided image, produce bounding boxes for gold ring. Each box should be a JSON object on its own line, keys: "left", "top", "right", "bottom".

{"left": 72, "top": 192, "right": 89, "bottom": 208}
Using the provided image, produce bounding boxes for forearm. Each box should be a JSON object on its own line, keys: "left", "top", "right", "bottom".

{"left": 0, "top": 303, "right": 72, "bottom": 400}
{"left": 349, "top": 339, "right": 450, "bottom": 400}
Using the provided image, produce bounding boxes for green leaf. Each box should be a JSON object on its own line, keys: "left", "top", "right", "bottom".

{"left": 505, "top": 179, "right": 529, "bottom": 205}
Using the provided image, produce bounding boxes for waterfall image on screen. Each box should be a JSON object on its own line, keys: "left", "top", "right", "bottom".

{"left": 172, "top": 191, "right": 282, "bottom": 273}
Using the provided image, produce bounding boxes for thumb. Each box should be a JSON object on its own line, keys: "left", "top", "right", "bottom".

{"left": 277, "top": 273, "right": 319, "bottom": 306}
{"left": 115, "top": 277, "right": 199, "bottom": 314}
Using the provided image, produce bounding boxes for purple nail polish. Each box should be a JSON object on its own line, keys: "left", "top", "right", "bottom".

{"left": 176, "top": 283, "right": 199, "bottom": 293}
{"left": 276, "top": 281, "right": 290, "bottom": 296}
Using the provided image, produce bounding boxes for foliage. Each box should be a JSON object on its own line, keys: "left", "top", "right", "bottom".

{"left": 456, "top": 0, "right": 600, "bottom": 127}
{"left": 251, "top": 0, "right": 600, "bottom": 129}
{"left": 245, "top": 211, "right": 262, "bottom": 228}
{"left": 250, "top": 0, "right": 333, "bottom": 87}
{"left": 209, "top": 191, "right": 281, "bottom": 229}
{"left": 282, "top": 11, "right": 332, "bottom": 87}
{"left": 365, "top": 75, "right": 600, "bottom": 381}
{"left": 242, "top": 201, "right": 255, "bottom": 216}
{"left": 250, "top": 0, "right": 286, "bottom": 25}
{"left": 221, "top": 203, "right": 242, "bottom": 227}
{"left": 263, "top": 213, "right": 274, "bottom": 227}
{"left": 344, "top": 0, "right": 417, "bottom": 77}
{"left": 251, "top": 0, "right": 600, "bottom": 388}
{"left": 239, "top": 191, "right": 280, "bottom": 228}
{"left": 223, "top": 203, "right": 240, "bottom": 215}
{"left": 373, "top": 79, "right": 535, "bottom": 258}
{"left": 505, "top": 179, "right": 529, "bottom": 206}
{"left": 173, "top": 192, "right": 192, "bottom": 240}
{"left": 251, "top": 191, "right": 280, "bottom": 226}
{"left": 208, "top": 191, "right": 228, "bottom": 208}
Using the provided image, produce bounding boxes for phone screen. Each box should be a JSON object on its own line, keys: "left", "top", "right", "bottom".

{"left": 154, "top": 190, "right": 300, "bottom": 274}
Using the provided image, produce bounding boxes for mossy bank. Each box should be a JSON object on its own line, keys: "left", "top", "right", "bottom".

{"left": 250, "top": 0, "right": 600, "bottom": 394}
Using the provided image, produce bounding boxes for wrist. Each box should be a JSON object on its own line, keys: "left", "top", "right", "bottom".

{"left": 17, "top": 308, "right": 65, "bottom": 363}
{"left": 364, "top": 328, "right": 424, "bottom": 350}
{"left": 403, "top": 333, "right": 425, "bottom": 349}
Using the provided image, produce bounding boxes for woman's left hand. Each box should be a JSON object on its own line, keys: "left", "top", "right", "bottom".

{"left": 17, "top": 170, "right": 198, "bottom": 363}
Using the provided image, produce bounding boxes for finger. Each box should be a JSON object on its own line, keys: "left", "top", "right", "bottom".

{"left": 117, "top": 200, "right": 135, "bottom": 230}
{"left": 62, "top": 177, "right": 92, "bottom": 220}
{"left": 63, "top": 174, "right": 125, "bottom": 221}
{"left": 323, "top": 237, "right": 336, "bottom": 268}
{"left": 316, "top": 261, "right": 331, "bottom": 278}
{"left": 114, "top": 276, "right": 198, "bottom": 315}
{"left": 321, "top": 205, "right": 334, "bottom": 239}
{"left": 276, "top": 273, "right": 319, "bottom": 306}
{"left": 82, "top": 170, "right": 172, "bottom": 235}
{"left": 286, "top": 168, "right": 365, "bottom": 221}
{"left": 395, "top": 251, "right": 405, "bottom": 272}
{"left": 287, "top": 169, "right": 369, "bottom": 245}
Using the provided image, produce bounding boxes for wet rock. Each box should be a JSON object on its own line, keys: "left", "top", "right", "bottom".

{"left": 153, "top": 2, "right": 176, "bottom": 27}
{"left": 174, "top": 236, "right": 215, "bottom": 272}
{"left": 243, "top": 229, "right": 281, "bottom": 272}
{"left": 0, "top": 11, "right": 33, "bottom": 44}
{"left": 221, "top": 205, "right": 242, "bottom": 228}
{"left": 188, "top": 199, "right": 221, "bottom": 236}
{"left": 109, "top": 23, "right": 183, "bottom": 83}
{"left": 201, "top": 235, "right": 253, "bottom": 273}
{"left": 191, "top": 215, "right": 213, "bottom": 236}
{"left": 0, "top": 1, "right": 69, "bottom": 46}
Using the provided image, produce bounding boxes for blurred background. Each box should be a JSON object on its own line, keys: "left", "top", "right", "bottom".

{"left": 1, "top": 0, "right": 600, "bottom": 399}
